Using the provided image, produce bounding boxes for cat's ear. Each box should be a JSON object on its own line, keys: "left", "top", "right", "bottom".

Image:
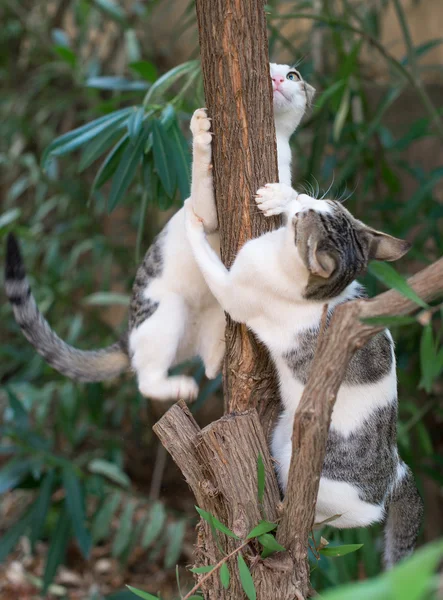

{"left": 307, "top": 235, "right": 336, "bottom": 278}
{"left": 364, "top": 227, "right": 411, "bottom": 262}
{"left": 304, "top": 83, "right": 316, "bottom": 106}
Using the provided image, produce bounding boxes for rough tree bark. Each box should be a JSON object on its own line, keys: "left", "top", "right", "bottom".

{"left": 195, "top": 0, "right": 281, "bottom": 432}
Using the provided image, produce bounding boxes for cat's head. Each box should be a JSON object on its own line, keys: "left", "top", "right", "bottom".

{"left": 270, "top": 63, "right": 315, "bottom": 132}
{"left": 285, "top": 193, "right": 411, "bottom": 301}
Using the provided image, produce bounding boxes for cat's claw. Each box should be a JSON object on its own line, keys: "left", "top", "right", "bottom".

{"left": 255, "top": 182, "right": 298, "bottom": 216}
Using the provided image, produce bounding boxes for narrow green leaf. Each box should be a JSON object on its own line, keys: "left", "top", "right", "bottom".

{"left": 168, "top": 121, "right": 190, "bottom": 201}
{"left": 246, "top": 520, "right": 277, "bottom": 539}
{"left": 88, "top": 459, "right": 130, "bottom": 487}
{"left": 108, "top": 127, "right": 149, "bottom": 212}
{"left": 315, "top": 80, "right": 346, "bottom": 111}
{"left": 0, "top": 458, "right": 33, "bottom": 494}
{"left": 43, "top": 506, "right": 71, "bottom": 593}
{"left": 0, "top": 207, "right": 21, "bottom": 229}
{"left": 195, "top": 506, "right": 240, "bottom": 539}
{"left": 62, "top": 465, "right": 91, "bottom": 558}
{"left": 129, "top": 61, "right": 158, "bottom": 82}
{"left": 93, "top": 0, "right": 127, "bottom": 24}
{"left": 79, "top": 126, "right": 124, "bottom": 172}
{"left": 419, "top": 324, "right": 436, "bottom": 393}
{"left": 164, "top": 520, "right": 186, "bottom": 569}
{"left": 126, "top": 586, "right": 159, "bottom": 600}
{"left": 220, "top": 562, "right": 230, "bottom": 590}
{"left": 127, "top": 107, "right": 146, "bottom": 141}
{"left": 390, "top": 539, "right": 443, "bottom": 600}
{"left": 237, "top": 553, "right": 256, "bottom": 600}
{"left": 333, "top": 85, "right": 350, "bottom": 142}
{"left": 256, "top": 454, "right": 265, "bottom": 504}
{"left": 258, "top": 533, "right": 285, "bottom": 554}
{"left": 152, "top": 120, "right": 176, "bottom": 198}
{"left": 368, "top": 262, "right": 428, "bottom": 309}
{"left": 92, "top": 492, "right": 121, "bottom": 543}
{"left": 42, "top": 108, "right": 132, "bottom": 167}
{"left": 189, "top": 565, "right": 215, "bottom": 573}
{"left": 142, "top": 501, "right": 166, "bottom": 548}
{"left": 83, "top": 292, "right": 130, "bottom": 307}
{"left": 0, "top": 508, "right": 33, "bottom": 563}
{"left": 143, "top": 60, "right": 199, "bottom": 105}
{"left": 320, "top": 543, "right": 363, "bottom": 557}
{"left": 30, "top": 470, "right": 55, "bottom": 547}
{"left": 92, "top": 134, "right": 129, "bottom": 191}
{"left": 6, "top": 387, "right": 29, "bottom": 429}
{"left": 53, "top": 45, "right": 77, "bottom": 67}
{"left": 112, "top": 501, "right": 135, "bottom": 558}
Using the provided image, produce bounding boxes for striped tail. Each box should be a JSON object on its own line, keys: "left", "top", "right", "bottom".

{"left": 4, "top": 233, "right": 130, "bottom": 382}
{"left": 384, "top": 463, "right": 424, "bottom": 568}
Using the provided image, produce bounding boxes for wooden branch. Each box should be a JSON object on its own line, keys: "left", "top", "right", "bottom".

{"left": 278, "top": 257, "right": 443, "bottom": 567}
{"left": 195, "top": 0, "right": 280, "bottom": 434}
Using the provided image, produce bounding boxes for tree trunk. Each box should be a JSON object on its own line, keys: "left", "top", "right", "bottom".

{"left": 195, "top": 0, "right": 281, "bottom": 435}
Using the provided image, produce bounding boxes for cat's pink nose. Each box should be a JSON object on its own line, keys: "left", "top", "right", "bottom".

{"left": 272, "top": 76, "right": 285, "bottom": 89}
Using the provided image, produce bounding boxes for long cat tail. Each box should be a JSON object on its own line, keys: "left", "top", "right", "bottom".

{"left": 5, "top": 233, "right": 130, "bottom": 382}
{"left": 384, "top": 463, "right": 423, "bottom": 568}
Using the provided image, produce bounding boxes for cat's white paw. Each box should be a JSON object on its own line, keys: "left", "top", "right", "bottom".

{"left": 190, "top": 108, "right": 212, "bottom": 149}
{"left": 139, "top": 375, "right": 199, "bottom": 401}
{"left": 255, "top": 183, "right": 298, "bottom": 217}
{"left": 184, "top": 198, "right": 205, "bottom": 233}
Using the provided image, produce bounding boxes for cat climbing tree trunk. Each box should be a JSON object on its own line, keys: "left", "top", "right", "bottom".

{"left": 195, "top": 0, "right": 281, "bottom": 435}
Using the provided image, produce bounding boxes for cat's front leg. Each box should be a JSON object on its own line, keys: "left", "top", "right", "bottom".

{"left": 255, "top": 182, "right": 299, "bottom": 218}
{"left": 190, "top": 108, "right": 218, "bottom": 233}
{"left": 184, "top": 198, "right": 235, "bottom": 315}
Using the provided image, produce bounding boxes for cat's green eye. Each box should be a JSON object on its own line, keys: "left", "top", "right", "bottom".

{"left": 286, "top": 71, "right": 300, "bottom": 81}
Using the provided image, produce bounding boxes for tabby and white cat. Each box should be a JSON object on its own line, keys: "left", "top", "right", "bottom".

{"left": 184, "top": 182, "right": 423, "bottom": 566}
{"left": 5, "top": 64, "right": 315, "bottom": 401}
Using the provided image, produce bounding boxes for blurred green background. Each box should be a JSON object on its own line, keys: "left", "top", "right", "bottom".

{"left": 1, "top": 0, "right": 442, "bottom": 598}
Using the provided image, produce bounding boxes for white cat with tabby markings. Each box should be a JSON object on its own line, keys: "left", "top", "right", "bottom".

{"left": 5, "top": 64, "right": 314, "bottom": 402}
{"left": 184, "top": 179, "right": 423, "bottom": 567}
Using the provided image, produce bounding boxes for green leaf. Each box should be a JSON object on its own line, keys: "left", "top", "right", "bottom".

{"left": 237, "top": 553, "right": 256, "bottom": 600}
{"left": 79, "top": 126, "right": 124, "bottom": 172}
{"left": 92, "top": 134, "right": 129, "bottom": 191}
{"left": 6, "top": 387, "right": 29, "bottom": 429}
{"left": 360, "top": 315, "right": 417, "bottom": 327}
{"left": 88, "top": 458, "right": 130, "bottom": 487}
{"left": 143, "top": 60, "right": 199, "bottom": 105}
{"left": 93, "top": 0, "right": 127, "bottom": 24}
{"left": 53, "top": 45, "right": 77, "bottom": 68}
{"left": 152, "top": 119, "right": 176, "bottom": 198}
{"left": 129, "top": 61, "right": 158, "bottom": 82}
{"left": 195, "top": 506, "right": 240, "bottom": 539}
{"left": 315, "top": 80, "right": 346, "bottom": 111}
{"left": 368, "top": 262, "right": 428, "bottom": 309}
{"left": 258, "top": 533, "right": 285, "bottom": 554}
{"left": 83, "top": 292, "right": 130, "bottom": 307}
{"left": 390, "top": 539, "right": 443, "bottom": 600}
{"left": 0, "top": 458, "right": 33, "bottom": 494}
{"left": 62, "top": 465, "right": 91, "bottom": 558}
{"left": 320, "top": 543, "right": 363, "bottom": 557}
{"left": 0, "top": 507, "right": 33, "bottom": 563}
{"left": 256, "top": 454, "right": 265, "bottom": 504}
{"left": 92, "top": 492, "right": 121, "bottom": 543}
{"left": 246, "top": 520, "right": 277, "bottom": 539}
{"left": 189, "top": 565, "right": 215, "bottom": 573}
{"left": 43, "top": 506, "right": 71, "bottom": 593}
{"left": 220, "top": 562, "right": 230, "bottom": 590}
{"left": 108, "top": 127, "right": 149, "bottom": 212}
{"left": 128, "top": 107, "right": 146, "bottom": 141}
{"left": 164, "top": 520, "right": 186, "bottom": 569}
{"left": 142, "top": 501, "right": 166, "bottom": 548}
{"left": 30, "top": 470, "right": 55, "bottom": 547}
{"left": 112, "top": 500, "right": 135, "bottom": 557}
{"left": 86, "top": 77, "right": 149, "bottom": 91}
{"left": 333, "top": 85, "right": 350, "bottom": 142}
{"left": 42, "top": 108, "right": 132, "bottom": 167}
{"left": 126, "top": 586, "right": 159, "bottom": 600}
{"left": 168, "top": 121, "right": 190, "bottom": 201}
{"left": 419, "top": 324, "right": 436, "bottom": 393}
{"left": 0, "top": 207, "right": 21, "bottom": 229}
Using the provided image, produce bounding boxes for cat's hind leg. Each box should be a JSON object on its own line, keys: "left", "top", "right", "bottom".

{"left": 198, "top": 304, "right": 226, "bottom": 379}
{"left": 129, "top": 293, "right": 199, "bottom": 401}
